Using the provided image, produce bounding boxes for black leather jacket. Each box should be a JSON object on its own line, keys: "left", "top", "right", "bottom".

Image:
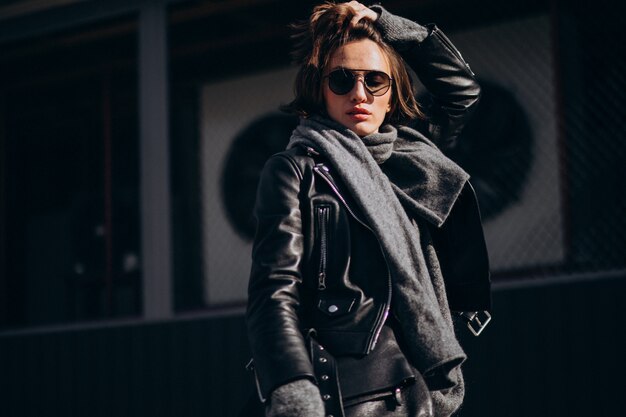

{"left": 247, "top": 25, "right": 490, "bottom": 401}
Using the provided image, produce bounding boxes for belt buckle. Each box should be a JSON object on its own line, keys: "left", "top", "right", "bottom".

{"left": 459, "top": 311, "right": 491, "bottom": 336}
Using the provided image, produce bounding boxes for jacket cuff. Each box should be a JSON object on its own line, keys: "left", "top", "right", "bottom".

{"left": 370, "top": 4, "right": 430, "bottom": 44}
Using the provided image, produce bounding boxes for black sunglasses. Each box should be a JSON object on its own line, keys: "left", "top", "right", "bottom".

{"left": 324, "top": 68, "right": 393, "bottom": 96}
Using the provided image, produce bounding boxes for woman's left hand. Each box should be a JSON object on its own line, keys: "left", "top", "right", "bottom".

{"left": 346, "top": 1, "right": 379, "bottom": 26}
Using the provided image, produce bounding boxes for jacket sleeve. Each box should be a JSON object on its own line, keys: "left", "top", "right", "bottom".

{"left": 246, "top": 153, "right": 316, "bottom": 400}
{"left": 371, "top": 5, "right": 481, "bottom": 151}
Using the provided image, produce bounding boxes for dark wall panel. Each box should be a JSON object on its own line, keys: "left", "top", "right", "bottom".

{"left": 458, "top": 276, "right": 625, "bottom": 417}
{"left": 1, "top": 276, "right": 624, "bottom": 417}
{"left": 0, "top": 315, "right": 253, "bottom": 417}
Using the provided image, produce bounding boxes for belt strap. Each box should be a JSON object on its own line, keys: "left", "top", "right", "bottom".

{"left": 307, "top": 330, "right": 345, "bottom": 417}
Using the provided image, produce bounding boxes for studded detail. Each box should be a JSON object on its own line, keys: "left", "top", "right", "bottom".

{"left": 328, "top": 305, "right": 339, "bottom": 313}
{"left": 308, "top": 335, "right": 341, "bottom": 417}
{"left": 394, "top": 387, "right": 402, "bottom": 406}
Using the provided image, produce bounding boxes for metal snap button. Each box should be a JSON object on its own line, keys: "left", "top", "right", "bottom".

{"left": 323, "top": 394, "right": 331, "bottom": 400}
{"left": 328, "top": 305, "right": 338, "bottom": 313}
{"left": 321, "top": 374, "right": 329, "bottom": 381}
{"left": 319, "top": 357, "right": 327, "bottom": 363}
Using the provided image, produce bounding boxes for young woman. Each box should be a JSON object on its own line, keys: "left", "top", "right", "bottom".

{"left": 245, "top": 2, "right": 491, "bottom": 416}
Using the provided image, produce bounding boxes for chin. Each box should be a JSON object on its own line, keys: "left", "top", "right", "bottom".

{"left": 328, "top": 114, "right": 382, "bottom": 137}
{"left": 348, "top": 123, "right": 379, "bottom": 137}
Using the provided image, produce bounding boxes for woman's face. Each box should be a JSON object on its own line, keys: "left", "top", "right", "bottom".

{"left": 323, "top": 39, "right": 392, "bottom": 137}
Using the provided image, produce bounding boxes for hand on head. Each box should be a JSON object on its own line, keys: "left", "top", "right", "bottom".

{"left": 345, "top": 1, "right": 379, "bottom": 27}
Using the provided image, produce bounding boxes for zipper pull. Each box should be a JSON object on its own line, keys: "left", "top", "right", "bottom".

{"left": 318, "top": 272, "right": 326, "bottom": 290}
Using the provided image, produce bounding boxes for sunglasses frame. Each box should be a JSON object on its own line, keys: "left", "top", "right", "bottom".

{"left": 324, "top": 68, "right": 393, "bottom": 97}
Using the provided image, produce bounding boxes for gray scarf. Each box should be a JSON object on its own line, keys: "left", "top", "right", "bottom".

{"left": 288, "top": 115, "right": 469, "bottom": 385}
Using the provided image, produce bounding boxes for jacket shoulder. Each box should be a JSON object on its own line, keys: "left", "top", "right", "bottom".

{"left": 265, "top": 146, "right": 317, "bottom": 180}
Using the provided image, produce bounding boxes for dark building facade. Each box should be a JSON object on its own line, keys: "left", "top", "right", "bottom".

{"left": 0, "top": 0, "right": 625, "bottom": 416}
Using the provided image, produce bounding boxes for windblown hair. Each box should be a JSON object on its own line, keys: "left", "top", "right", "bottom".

{"left": 282, "top": 1, "right": 424, "bottom": 123}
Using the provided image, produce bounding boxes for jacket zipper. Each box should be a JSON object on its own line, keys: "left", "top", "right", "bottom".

{"left": 317, "top": 205, "right": 330, "bottom": 290}
{"left": 313, "top": 165, "right": 392, "bottom": 352}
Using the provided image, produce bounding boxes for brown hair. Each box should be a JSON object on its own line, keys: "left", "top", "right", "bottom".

{"left": 282, "top": 1, "right": 424, "bottom": 123}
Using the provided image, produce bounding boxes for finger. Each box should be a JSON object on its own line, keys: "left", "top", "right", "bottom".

{"left": 346, "top": 1, "right": 364, "bottom": 9}
{"left": 346, "top": 1, "right": 372, "bottom": 16}
{"left": 348, "top": 4, "right": 378, "bottom": 27}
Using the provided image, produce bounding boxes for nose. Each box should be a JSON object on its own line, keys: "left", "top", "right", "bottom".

{"left": 349, "top": 75, "right": 368, "bottom": 102}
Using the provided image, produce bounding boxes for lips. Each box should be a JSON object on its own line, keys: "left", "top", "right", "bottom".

{"left": 347, "top": 107, "right": 371, "bottom": 115}
{"left": 347, "top": 107, "right": 371, "bottom": 121}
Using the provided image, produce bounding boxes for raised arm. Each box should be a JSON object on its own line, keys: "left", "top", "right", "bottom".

{"left": 368, "top": 4, "right": 481, "bottom": 150}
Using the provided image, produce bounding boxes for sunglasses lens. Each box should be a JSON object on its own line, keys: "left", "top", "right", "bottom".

{"left": 364, "top": 71, "right": 391, "bottom": 95}
{"left": 327, "top": 70, "right": 355, "bottom": 95}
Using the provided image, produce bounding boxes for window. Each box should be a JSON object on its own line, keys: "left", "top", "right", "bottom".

{"left": 0, "top": 16, "right": 141, "bottom": 328}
